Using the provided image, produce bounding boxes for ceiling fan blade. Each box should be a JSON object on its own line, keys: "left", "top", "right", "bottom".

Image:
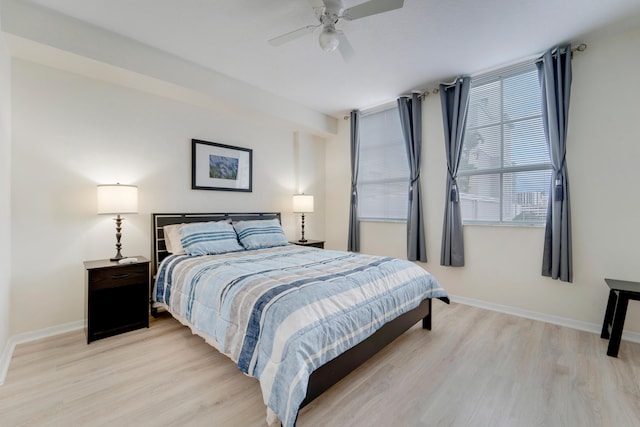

{"left": 320, "top": 0, "right": 345, "bottom": 15}
{"left": 307, "top": 0, "right": 326, "bottom": 19}
{"left": 337, "top": 32, "right": 355, "bottom": 62}
{"left": 343, "top": 0, "right": 404, "bottom": 21}
{"left": 307, "top": 0, "right": 327, "bottom": 9}
{"left": 268, "top": 25, "right": 318, "bottom": 47}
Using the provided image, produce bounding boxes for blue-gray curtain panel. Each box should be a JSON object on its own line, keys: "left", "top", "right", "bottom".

{"left": 439, "top": 77, "right": 471, "bottom": 267}
{"left": 397, "top": 94, "right": 426, "bottom": 262}
{"left": 348, "top": 110, "right": 360, "bottom": 252}
{"left": 537, "top": 45, "right": 573, "bottom": 282}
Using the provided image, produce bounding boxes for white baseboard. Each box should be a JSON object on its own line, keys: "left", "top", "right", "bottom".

{"left": 0, "top": 320, "right": 84, "bottom": 385}
{"left": 0, "top": 338, "right": 16, "bottom": 386}
{"left": 2, "top": 298, "right": 640, "bottom": 385}
{"left": 450, "top": 295, "right": 640, "bottom": 344}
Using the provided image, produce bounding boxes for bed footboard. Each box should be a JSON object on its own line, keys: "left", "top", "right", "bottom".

{"left": 301, "top": 296, "right": 449, "bottom": 408}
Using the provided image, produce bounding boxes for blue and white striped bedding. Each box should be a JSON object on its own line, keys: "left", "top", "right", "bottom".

{"left": 153, "top": 244, "right": 447, "bottom": 427}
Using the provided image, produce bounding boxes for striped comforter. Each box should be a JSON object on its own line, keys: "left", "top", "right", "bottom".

{"left": 153, "top": 245, "right": 447, "bottom": 427}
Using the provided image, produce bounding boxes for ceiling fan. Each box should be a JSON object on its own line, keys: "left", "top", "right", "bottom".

{"left": 268, "top": 0, "right": 405, "bottom": 62}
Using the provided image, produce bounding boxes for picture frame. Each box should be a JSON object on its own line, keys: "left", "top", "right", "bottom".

{"left": 191, "top": 139, "right": 253, "bottom": 192}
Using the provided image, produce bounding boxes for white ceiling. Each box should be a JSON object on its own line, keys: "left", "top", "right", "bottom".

{"left": 25, "top": 0, "right": 640, "bottom": 118}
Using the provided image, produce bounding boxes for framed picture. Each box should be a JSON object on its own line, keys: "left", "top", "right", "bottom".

{"left": 191, "top": 139, "right": 252, "bottom": 192}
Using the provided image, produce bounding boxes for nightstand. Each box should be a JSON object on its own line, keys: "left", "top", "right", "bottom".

{"left": 289, "top": 240, "right": 325, "bottom": 249}
{"left": 84, "top": 256, "right": 150, "bottom": 343}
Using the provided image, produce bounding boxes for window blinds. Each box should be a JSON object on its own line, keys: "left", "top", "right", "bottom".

{"left": 459, "top": 62, "right": 552, "bottom": 225}
{"left": 357, "top": 106, "right": 409, "bottom": 221}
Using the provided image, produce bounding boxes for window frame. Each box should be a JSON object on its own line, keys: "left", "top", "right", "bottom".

{"left": 356, "top": 103, "right": 409, "bottom": 222}
{"left": 459, "top": 63, "right": 552, "bottom": 227}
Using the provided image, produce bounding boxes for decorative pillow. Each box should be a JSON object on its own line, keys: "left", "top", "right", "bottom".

{"left": 233, "top": 219, "right": 289, "bottom": 250}
{"left": 163, "top": 224, "right": 186, "bottom": 255}
{"left": 179, "top": 221, "right": 244, "bottom": 256}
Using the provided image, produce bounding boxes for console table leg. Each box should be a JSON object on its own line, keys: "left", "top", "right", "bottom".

{"left": 607, "top": 292, "right": 629, "bottom": 358}
{"left": 601, "top": 289, "right": 617, "bottom": 339}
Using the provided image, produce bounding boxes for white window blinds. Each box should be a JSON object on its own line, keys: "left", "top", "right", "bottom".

{"left": 357, "top": 105, "right": 409, "bottom": 221}
{"left": 459, "top": 62, "right": 552, "bottom": 225}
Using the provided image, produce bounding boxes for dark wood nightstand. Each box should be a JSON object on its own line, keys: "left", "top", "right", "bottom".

{"left": 289, "top": 240, "right": 325, "bottom": 249}
{"left": 84, "top": 256, "right": 150, "bottom": 344}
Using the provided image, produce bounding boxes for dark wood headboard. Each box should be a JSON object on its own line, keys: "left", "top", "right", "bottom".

{"left": 151, "top": 212, "right": 281, "bottom": 276}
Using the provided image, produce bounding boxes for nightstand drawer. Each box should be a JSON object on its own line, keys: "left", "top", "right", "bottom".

{"left": 89, "top": 264, "right": 148, "bottom": 290}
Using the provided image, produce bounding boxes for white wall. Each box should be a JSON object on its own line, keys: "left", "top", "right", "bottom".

{"left": 0, "top": 12, "right": 12, "bottom": 360}
{"left": 326, "top": 27, "right": 640, "bottom": 334}
{"left": 10, "top": 59, "right": 326, "bottom": 335}
{"left": 294, "top": 132, "right": 326, "bottom": 241}
{"left": 324, "top": 119, "right": 351, "bottom": 251}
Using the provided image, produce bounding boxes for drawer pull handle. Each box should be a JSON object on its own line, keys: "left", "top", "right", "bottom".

{"left": 112, "top": 273, "right": 130, "bottom": 279}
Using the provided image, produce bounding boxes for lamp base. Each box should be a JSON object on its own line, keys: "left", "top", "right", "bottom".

{"left": 111, "top": 215, "right": 124, "bottom": 262}
{"left": 298, "top": 212, "right": 308, "bottom": 243}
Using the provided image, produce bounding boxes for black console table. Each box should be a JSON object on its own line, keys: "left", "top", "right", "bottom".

{"left": 601, "top": 278, "right": 640, "bottom": 357}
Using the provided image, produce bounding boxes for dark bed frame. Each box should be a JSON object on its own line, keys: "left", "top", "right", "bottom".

{"left": 150, "top": 212, "right": 449, "bottom": 411}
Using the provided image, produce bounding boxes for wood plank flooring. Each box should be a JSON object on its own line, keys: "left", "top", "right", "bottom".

{"left": 1, "top": 302, "right": 639, "bottom": 426}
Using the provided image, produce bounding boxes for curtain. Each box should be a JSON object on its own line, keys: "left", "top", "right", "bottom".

{"left": 397, "top": 94, "right": 426, "bottom": 262}
{"left": 439, "top": 77, "right": 471, "bottom": 267}
{"left": 348, "top": 110, "right": 360, "bottom": 252}
{"left": 537, "top": 45, "right": 573, "bottom": 282}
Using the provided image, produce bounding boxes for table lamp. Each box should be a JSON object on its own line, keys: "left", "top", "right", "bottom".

{"left": 293, "top": 194, "right": 314, "bottom": 243}
{"left": 97, "top": 183, "right": 138, "bottom": 261}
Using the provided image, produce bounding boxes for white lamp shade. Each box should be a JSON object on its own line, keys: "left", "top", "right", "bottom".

{"left": 97, "top": 184, "right": 138, "bottom": 214}
{"left": 293, "top": 194, "right": 314, "bottom": 213}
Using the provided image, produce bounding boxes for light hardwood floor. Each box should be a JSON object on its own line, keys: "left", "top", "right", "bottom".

{"left": 1, "top": 302, "right": 639, "bottom": 427}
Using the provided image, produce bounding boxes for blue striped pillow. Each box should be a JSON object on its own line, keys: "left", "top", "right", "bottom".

{"left": 233, "top": 219, "right": 288, "bottom": 250}
{"left": 179, "top": 221, "right": 244, "bottom": 256}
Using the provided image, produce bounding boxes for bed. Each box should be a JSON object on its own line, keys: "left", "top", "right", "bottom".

{"left": 150, "top": 212, "right": 449, "bottom": 426}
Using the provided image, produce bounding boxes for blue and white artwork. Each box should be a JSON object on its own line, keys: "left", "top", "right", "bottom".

{"left": 209, "top": 155, "right": 239, "bottom": 180}
{"left": 193, "top": 139, "right": 252, "bottom": 191}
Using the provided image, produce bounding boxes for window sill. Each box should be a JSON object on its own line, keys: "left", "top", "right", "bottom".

{"left": 463, "top": 221, "right": 545, "bottom": 228}
{"left": 358, "top": 218, "right": 407, "bottom": 224}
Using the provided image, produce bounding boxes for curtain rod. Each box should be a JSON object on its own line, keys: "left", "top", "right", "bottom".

{"left": 423, "top": 43, "right": 587, "bottom": 96}
{"left": 343, "top": 43, "right": 587, "bottom": 119}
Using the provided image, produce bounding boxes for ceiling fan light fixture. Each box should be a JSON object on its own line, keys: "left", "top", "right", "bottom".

{"left": 319, "top": 26, "right": 339, "bottom": 52}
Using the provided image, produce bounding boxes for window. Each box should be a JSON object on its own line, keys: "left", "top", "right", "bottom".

{"left": 357, "top": 105, "right": 409, "bottom": 221}
{"left": 459, "top": 63, "right": 552, "bottom": 225}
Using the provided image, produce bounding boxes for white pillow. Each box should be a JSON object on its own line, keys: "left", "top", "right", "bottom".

{"left": 163, "top": 224, "right": 186, "bottom": 255}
